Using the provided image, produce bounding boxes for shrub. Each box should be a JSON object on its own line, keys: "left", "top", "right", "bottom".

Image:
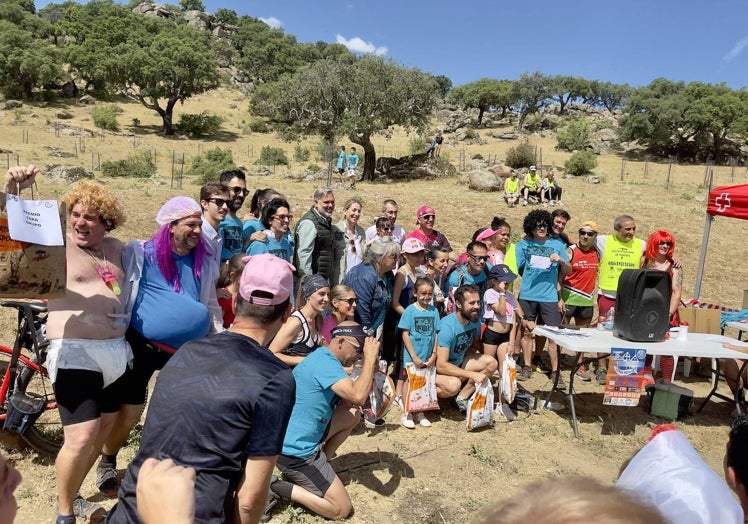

{"left": 257, "top": 146, "right": 289, "bottom": 166}
{"left": 102, "top": 151, "right": 155, "bottom": 178}
{"left": 188, "top": 147, "right": 236, "bottom": 185}
{"left": 408, "top": 136, "right": 428, "bottom": 155}
{"left": 306, "top": 164, "right": 321, "bottom": 172}
{"left": 91, "top": 105, "right": 120, "bottom": 131}
{"left": 464, "top": 128, "right": 477, "bottom": 139}
{"left": 504, "top": 141, "right": 535, "bottom": 169}
{"left": 178, "top": 111, "right": 222, "bottom": 137}
{"left": 245, "top": 119, "right": 269, "bottom": 133}
{"left": 564, "top": 151, "right": 597, "bottom": 176}
{"left": 557, "top": 120, "right": 591, "bottom": 151}
{"left": 294, "top": 143, "right": 310, "bottom": 162}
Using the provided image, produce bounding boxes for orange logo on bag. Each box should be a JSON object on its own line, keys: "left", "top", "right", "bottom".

{"left": 0, "top": 218, "right": 25, "bottom": 251}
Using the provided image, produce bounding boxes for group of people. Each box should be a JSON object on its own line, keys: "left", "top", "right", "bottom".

{"left": 335, "top": 146, "right": 360, "bottom": 190}
{"left": 3, "top": 162, "right": 740, "bottom": 523}
{"left": 503, "top": 165, "right": 563, "bottom": 208}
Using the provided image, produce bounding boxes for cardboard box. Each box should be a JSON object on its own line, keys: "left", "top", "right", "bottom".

{"left": 677, "top": 307, "right": 721, "bottom": 335}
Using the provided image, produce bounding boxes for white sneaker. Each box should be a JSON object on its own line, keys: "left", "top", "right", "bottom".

{"left": 522, "top": 199, "right": 528, "bottom": 206}
{"left": 556, "top": 200, "right": 563, "bottom": 206}
{"left": 401, "top": 412, "right": 416, "bottom": 429}
{"left": 413, "top": 411, "right": 431, "bottom": 427}
{"left": 549, "top": 200, "right": 556, "bottom": 206}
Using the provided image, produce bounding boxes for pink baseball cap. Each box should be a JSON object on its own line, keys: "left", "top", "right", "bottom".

{"left": 416, "top": 205, "right": 435, "bottom": 218}
{"left": 401, "top": 238, "right": 427, "bottom": 254}
{"left": 476, "top": 228, "right": 498, "bottom": 242}
{"left": 239, "top": 254, "right": 295, "bottom": 306}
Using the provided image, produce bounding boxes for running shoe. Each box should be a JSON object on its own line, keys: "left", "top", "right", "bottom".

{"left": 72, "top": 495, "right": 106, "bottom": 523}
{"left": 455, "top": 396, "right": 469, "bottom": 413}
{"left": 517, "top": 366, "right": 532, "bottom": 381}
{"left": 595, "top": 367, "right": 608, "bottom": 385}
{"left": 575, "top": 365, "right": 592, "bottom": 382}
{"left": 400, "top": 412, "right": 415, "bottom": 429}
{"left": 413, "top": 411, "right": 432, "bottom": 427}
{"left": 95, "top": 463, "right": 119, "bottom": 498}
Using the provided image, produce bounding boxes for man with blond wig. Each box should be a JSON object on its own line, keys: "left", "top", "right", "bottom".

{"left": 5, "top": 165, "right": 129, "bottom": 523}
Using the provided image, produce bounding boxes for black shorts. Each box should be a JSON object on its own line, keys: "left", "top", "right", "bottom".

{"left": 564, "top": 304, "right": 594, "bottom": 320}
{"left": 54, "top": 369, "right": 128, "bottom": 426}
{"left": 276, "top": 449, "right": 337, "bottom": 497}
{"left": 337, "top": 168, "right": 345, "bottom": 175}
{"left": 117, "top": 327, "right": 173, "bottom": 406}
{"left": 482, "top": 328, "right": 510, "bottom": 346}
{"left": 519, "top": 300, "right": 562, "bottom": 327}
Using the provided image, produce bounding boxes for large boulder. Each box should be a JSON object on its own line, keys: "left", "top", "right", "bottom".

{"left": 55, "top": 110, "right": 74, "bottom": 119}
{"left": 4, "top": 100, "right": 22, "bottom": 110}
{"left": 468, "top": 170, "right": 502, "bottom": 192}
{"left": 375, "top": 153, "right": 456, "bottom": 180}
{"left": 488, "top": 164, "right": 515, "bottom": 178}
{"left": 42, "top": 164, "right": 95, "bottom": 184}
{"left": 133, "top": 2, "right": 177, "bottom": 19}
{"left": 184, "top": 10, "right": 213, "bottom": 31}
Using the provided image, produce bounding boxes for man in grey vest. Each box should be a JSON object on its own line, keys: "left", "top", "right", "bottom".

{"left": 294, "top": 187, "right": 343, "bottom": 286}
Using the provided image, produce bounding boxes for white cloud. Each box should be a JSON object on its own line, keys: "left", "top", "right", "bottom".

{"left": 336, "top": 34, "right": 388, "bottom": 56}
{"left": 259, "top": 16, "right": 282, "bottom": 29}
{"left": 723, "top": 35, "right": 748, "bottom": 63}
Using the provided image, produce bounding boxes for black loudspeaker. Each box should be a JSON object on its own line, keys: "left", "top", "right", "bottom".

{"left": 613, "top": 269, "right": 671, "bottom": 342}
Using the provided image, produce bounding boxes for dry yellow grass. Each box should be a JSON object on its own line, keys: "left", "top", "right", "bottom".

{"left": 2, "top": 88, "right": 748, "bottom": 523}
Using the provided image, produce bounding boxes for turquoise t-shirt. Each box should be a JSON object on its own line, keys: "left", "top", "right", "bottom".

{"left": 398, "top": 304, "right": 440, "bottom": 364}
{"left": 246, "top": 231, "right": 292, "bottom": 262}
{"left": 218, "top": 215, "right": 243, "bottom": 262}
{"left": 515, "top": 237, "right": 568, "bottom": 303}
{"left": 130, "top": 244, "right": 210, "bottom": 348}
{"left": 336, "top": 151, "right": 347, "bottom": 169}
{"left": 437, "top": 313, "right": 481, "bottom": 366}
{"left": 347, "top": 153, "right": 359, "bottom": 169}
{"left": 281, "top": 347, "right": 349, "bottom": 458}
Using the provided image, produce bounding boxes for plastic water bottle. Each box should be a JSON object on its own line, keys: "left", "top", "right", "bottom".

{"left": 605, "top": 307, "right": 615, "bottom": 330}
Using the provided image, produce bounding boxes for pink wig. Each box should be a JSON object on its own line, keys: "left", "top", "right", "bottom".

{"left": 146, "top": 224, "right": 207, "bottom": 293}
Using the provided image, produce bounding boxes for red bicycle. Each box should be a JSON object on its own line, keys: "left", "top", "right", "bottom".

{"left": 0, "top": 299, "right": 61, "bottom": 455}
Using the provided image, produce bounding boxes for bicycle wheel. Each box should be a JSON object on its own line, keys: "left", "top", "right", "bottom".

{"left": 0, "top": 346, "right": 62, "bottom": 456}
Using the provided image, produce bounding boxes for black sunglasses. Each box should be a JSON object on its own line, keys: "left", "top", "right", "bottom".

{"left": 469, "top": 254, "right": 489, "bottom": 262}
{"left": 229, "top": 186, "right": 249, "bottom": 196}
{"left": 339, "top": 298, "right": 358, "bottom": 305}
{"left": 207, "top": 198, "right": 229, "bottom": 207}
{"left": 578, "top": 230, "right": 596, "bottom": 237}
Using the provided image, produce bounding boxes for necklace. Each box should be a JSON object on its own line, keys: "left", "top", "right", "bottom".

{"left": 83, "top": 247, "right": 121, "bottom": 296}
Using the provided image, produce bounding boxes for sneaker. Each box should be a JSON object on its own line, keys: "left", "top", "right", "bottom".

{"left": 455, "top": 396, "right": 469, "bottom": 413}
{"left": 542, "top": 201, "right": 548, "bottom": 207}
{"left": 362, "top": 408, "right": 385, "bottom": 428}
{"left": 413, "top": 411, "right": 432, "bottom": 427}
{"left": 541, "top": 400, "right": 565, "bottom": 411}
{"left": 556, "top": 200, "right": 563, "bottom": 206}
{"left": 95, "top": 463, "right": 119, "bottom": 498}
{"left": 517, "top": 366, "right": 532, "bottom": 381}
{"left": 72, "top": 495, "right": 106, "bottom": 523}
{"left": 261, "top": 488, "right": 279, "bottom": 523}
{"left": 495, "top": 402, "right": 516, "bottom": 421}
{"left": 532, "top": 355, "right": 551, "bottom": 373}
{"left": 522, "top": 199, "right": 528, "bottom": 206}
{"left": 575, "top": 365, "right": 592, "bottom": 382}
{"left": 56, "top": 515, "right": 76, "bottom": 524}
{"left": 401, "top": 412, "right": 416, "bottom": 429}
{"left": 348, "top": 183, "right": 356, "bottom": 190}
{"left": 595, "top": 367, "right": 608, "bottom": 385}
{"left": 552, "top": 373, "right": 566, "bottom": 390}
{"left": 549, "top": 200, "right": 556, "bottom": 206}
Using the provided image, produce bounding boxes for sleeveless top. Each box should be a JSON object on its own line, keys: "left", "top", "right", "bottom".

{"left": 561, "top": 245, "right": 600, "bottom": 306}
{"left": 505, "top": 177, "right": 519, "bottom": 194}
{"left": 285, "top": 310, "right": 321, "bottom": 357}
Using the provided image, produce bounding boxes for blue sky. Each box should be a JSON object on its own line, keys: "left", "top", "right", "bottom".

{"left": 36, "top": 0, "right": 748, "bottom": 89}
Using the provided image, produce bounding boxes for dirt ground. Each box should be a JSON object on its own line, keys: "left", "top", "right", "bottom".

{"left": 6, "top": 357, "right": 739, "bottom": 523}
{"left": 1, "top": 89, "right": 747, "bottom": 522}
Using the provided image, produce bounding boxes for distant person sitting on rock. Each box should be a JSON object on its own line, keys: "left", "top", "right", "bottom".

{"left": 503, "top": 171, "right": 520, "bottom": 207}
{"left": 541, "top": 169, "right": 563, "bottom": 206}
{"left": 426, "top": 131, "right": 443, "bottom": 158}
{"left": 521, "top": 165, "right": 543, "bottom": 206}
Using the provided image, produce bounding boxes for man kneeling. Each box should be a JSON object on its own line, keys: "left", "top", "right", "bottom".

{"left": 436, "top": 285, "right": 498, "bottom": 411}
{"left": 267, "top": 322, "right": 379, "bottom": 520}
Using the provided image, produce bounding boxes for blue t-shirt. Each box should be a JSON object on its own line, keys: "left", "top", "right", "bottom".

{"left": 445, "top": 264, "right": 491, "bottom": 318}
{"left": 244, "top": 220, "right": 294, "bottom": 257}
{"left": 347, "top": 153, "right": 359, "bottom": 169}
{"left": 515, "top": 237, "right": 569, "bottom": 303}
{"left": 282, "top": 347, "right": 349, "bottom": 458}
{"left": 398, "top": 304, "right": 440, "bottom": 364}
{"left": 437, "top": 313, "right": 481, "bottom": 366}
{"left": 336, "top": 151, "right": 347, "bottom": 169}
{"left": 130, "top": 245, "right": 211, "bottom": 349}
{"left": 218, "top": 215, "right": 243, "bottom": 262}
{"left": 246, "top": 230, "right": 292, "bottom": 262}
{"left": 106, "top": 332, "right": 295, "bottom": 524}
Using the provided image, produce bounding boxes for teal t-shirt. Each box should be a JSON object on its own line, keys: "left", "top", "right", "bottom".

{"left": 281, "top": 347, "right": 349, "bottom": 458}
{"left": 437, "top": 313, "right": 481, "bottom": 366}
{"left": 398, "top": 304, "right": 440, "bottom": 364}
